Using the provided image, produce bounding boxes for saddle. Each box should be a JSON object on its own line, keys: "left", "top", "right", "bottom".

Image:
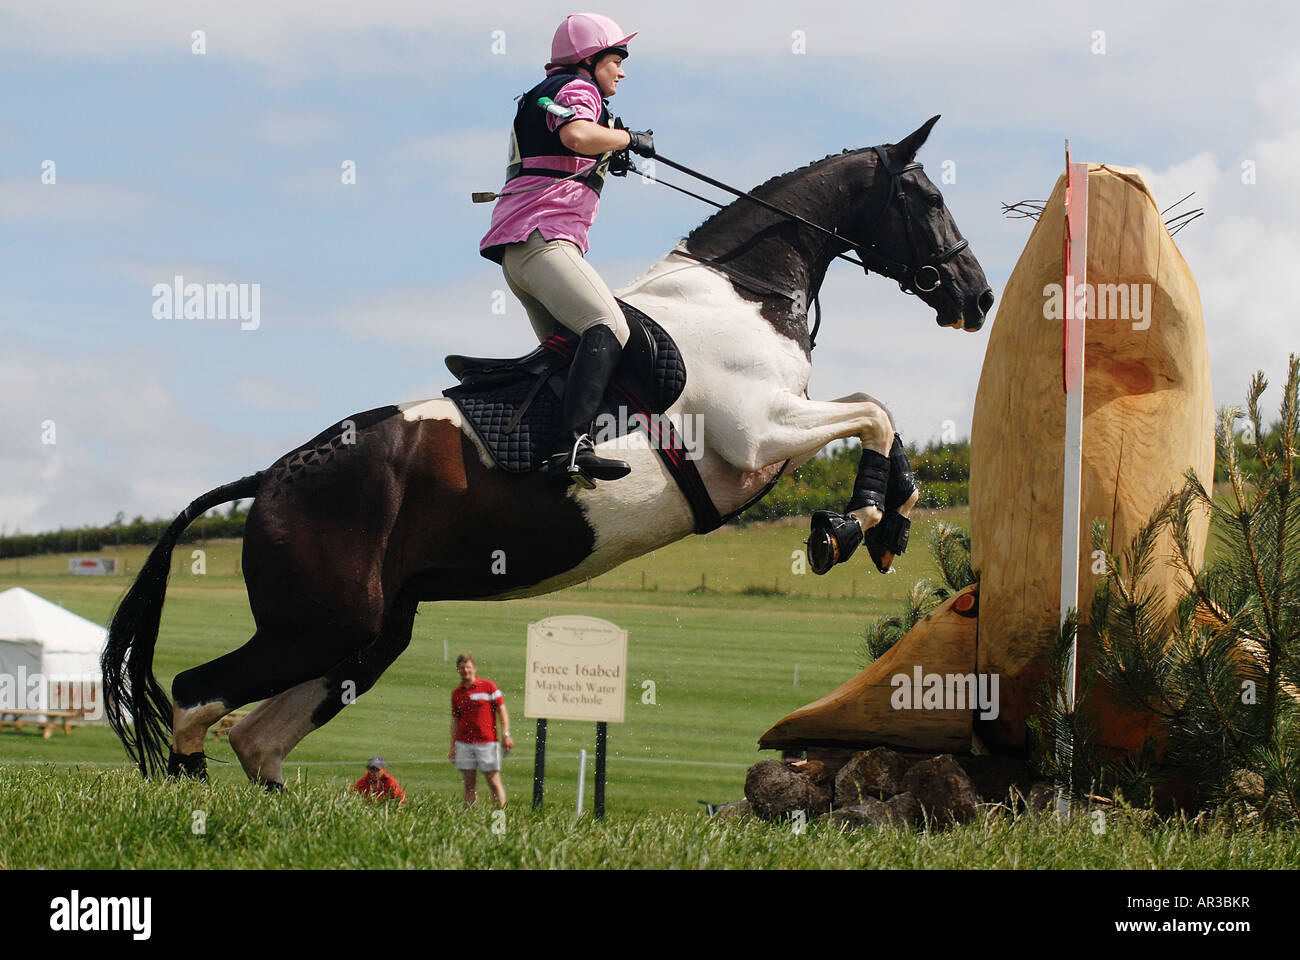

{"left": 443, "top": 300, "right": 722, "bottom": 532}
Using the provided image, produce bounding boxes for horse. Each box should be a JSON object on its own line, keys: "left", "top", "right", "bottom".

{"left": 102, "top": 115, "right": 994, "bottom": 787}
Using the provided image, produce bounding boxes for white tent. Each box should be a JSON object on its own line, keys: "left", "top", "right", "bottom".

{"left": 0, "top": 587, "right": 106, "bottom": 721}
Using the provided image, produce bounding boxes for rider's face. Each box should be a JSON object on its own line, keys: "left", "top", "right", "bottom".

{"left": 589, "top": 54, "right": 625, "bottom": 97}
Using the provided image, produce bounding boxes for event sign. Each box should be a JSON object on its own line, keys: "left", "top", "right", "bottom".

{"left": 524, "top": 615, "right": 627, "bottom": 723}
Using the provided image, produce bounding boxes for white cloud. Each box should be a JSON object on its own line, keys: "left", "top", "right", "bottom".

{"left": 260, "top": 108, "right": 348, "bottom": 146}
{"left": 232, "top": 376, "right": 317, "bottom": 413}
{"left": 0, "top": 177, "right": 160, "bottom": 221}
{"left": 320, "top": 253, "right": 654, "bottom": 354}
{"left": 1134, "top": 106, "right": 1300, "bottom": 414}
{"left": 0, "top": 338, "right": 283, "bottom": 531}
{"left": 386, "top": 128, "right": 508, "bottom": 192}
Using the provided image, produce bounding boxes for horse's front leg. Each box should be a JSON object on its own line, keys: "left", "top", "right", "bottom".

{"left": 719, "top": 391, "right": 893, "bottom": 470}
{"left": 722, "top": 390, "right": 916, "bottom": 575}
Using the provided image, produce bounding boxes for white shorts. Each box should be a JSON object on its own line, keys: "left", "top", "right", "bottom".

{"left": 454, "top": 741, "right": 501, "bottom": 772}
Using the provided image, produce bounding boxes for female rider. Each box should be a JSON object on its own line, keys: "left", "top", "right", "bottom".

{"left": 479, "top": 13, "right": 655, "bottom": 487}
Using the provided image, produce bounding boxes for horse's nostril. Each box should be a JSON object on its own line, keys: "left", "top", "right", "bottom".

{"left": 978, "top": 289, "right": 995, "bottom": 315}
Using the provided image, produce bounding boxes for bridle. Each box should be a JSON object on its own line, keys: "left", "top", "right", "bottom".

{"left": 652, "top": 145, "right": 969, "bottom": 333}
{"left": 857, "top": 145, "right": 970, "bottom": 295}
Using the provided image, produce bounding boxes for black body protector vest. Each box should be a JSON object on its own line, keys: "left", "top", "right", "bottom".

{"left": 505, "top": 71, "right": 613, "bottom": 197}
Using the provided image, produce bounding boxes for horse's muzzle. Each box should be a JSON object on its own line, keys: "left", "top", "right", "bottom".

{"left": 936, "top": 287, "right": 994, "bottom": 332}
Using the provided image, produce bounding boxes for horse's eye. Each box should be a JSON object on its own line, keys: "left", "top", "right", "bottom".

{"left": 928, "top": 194, "right": 943, "bottom": 208}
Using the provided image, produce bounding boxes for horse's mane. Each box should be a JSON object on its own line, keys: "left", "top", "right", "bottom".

{"left": 682, "top": 146, "right": 876, "bottom": 243}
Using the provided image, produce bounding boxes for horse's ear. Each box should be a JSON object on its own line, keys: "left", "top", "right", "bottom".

{"left": 895, "top": 115, "right": 941, "bottom": 162}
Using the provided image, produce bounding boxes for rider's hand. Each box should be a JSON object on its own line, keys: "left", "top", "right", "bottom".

{"left": 627, "top": 129, "right": 655, "bottom": 157}
{"left": 448, "top": 745, "right": 457, "bottom": 762}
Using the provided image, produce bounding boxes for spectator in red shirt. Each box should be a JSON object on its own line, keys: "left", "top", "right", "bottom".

{"left": 449, "top": 654, "right": 514, "bottom": 807}
{"left": 352, "top": 756, "right": 406, "bottom": 803}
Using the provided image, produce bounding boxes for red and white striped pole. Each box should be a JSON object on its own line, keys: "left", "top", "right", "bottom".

{"left": 1056, "top": 141, "right": 1088, "bottom": 820}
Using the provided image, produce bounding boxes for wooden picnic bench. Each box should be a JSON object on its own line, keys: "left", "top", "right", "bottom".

{"left": 208, "top": 709, "right": 251, "bottom": 741}
{"left": 0, "top": 709, "right": 82, "bottom": 739}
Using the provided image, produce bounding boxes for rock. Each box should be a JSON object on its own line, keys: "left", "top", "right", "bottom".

{"left": 828, "top": 792, "right": 920, "bottom": 830}
{"left": 805, "top": 748, "right": 859, "bottom": 784}
{"left": 829, "top": 800, "right": 883, "bottom": 828}
{"left": 711, "top": 799, "right": 750, "bottom": 820}
{"left": 788, "top": 759, "right": 832, "bottom": 787}
{"left": 745, "top": 759, "right": 831, "bottom": 821}
{"left": 901, "top": 754, "right": 983, "bottom": 827}
{"left": 834, "top": 747, "right": 911, "bottom": 805}
{"left": 884, "top": 791, "right": 921, "bottom": 828}
{"left": 1025, "top": 781, "right": 1055, "bottom": 813}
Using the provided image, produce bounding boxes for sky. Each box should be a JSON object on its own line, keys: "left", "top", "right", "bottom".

{"left": 2, "top": 0, "right": 1297, "bottom": 533}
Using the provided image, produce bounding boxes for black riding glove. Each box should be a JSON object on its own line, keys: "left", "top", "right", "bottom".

{"left": 626, "top": 129, "right": 655, "bottom": 157}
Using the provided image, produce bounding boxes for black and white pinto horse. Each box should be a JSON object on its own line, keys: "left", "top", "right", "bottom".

{"left": 103, "top": 117, "right": 993, "bottom": 786}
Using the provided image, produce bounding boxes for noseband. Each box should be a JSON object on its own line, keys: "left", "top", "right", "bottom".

{"left": 858, "top": 146, "right": 969, "bottom": 295}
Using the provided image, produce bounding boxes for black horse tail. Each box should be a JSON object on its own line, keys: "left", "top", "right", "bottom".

{"left": 102, "top": 472, "right": 263, "bottom": 778}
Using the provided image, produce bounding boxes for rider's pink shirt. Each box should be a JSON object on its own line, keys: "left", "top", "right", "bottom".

{"left": 479, "top": 75, "right": 606, "bottom": 264}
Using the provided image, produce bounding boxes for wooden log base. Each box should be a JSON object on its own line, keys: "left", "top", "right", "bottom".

{"left": 758, "top": 585, "right": 980, "bottom": 752}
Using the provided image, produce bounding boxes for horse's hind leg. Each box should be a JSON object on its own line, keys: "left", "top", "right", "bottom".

{"left": 169, "top": 619, "right": 379, "bottom": 777}
{"left": 228, "top": 595, "right": 419, "bottom": 788}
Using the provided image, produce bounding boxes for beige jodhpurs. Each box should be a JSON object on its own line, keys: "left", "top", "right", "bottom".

{"left": 500, "top": 228, "right": 629, "bottom": 346}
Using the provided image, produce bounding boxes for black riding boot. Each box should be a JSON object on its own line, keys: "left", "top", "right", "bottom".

{"left": 547, "top": 325, "right": 631, "bottom": 488}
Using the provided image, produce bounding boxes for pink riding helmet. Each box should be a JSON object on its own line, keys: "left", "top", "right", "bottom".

{"left": 548, "top": 12, "right": 637, "bottom": 68}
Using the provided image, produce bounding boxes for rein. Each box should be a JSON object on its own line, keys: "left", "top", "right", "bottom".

{"left": 635, "top": 147, "right": 965, "bottom": 347}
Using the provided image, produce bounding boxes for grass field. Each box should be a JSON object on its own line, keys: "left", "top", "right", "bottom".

{"left": 4, "top": 510, "right": 1296, "bottom": 870}
{"left": 4, "top": 766, "right": 1296, "bottom": 869}
{"left": 0, "top": 513, "right": 965, "bottom": 819}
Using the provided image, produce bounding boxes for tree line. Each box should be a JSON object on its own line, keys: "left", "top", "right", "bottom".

{"left": 1, "top": 439, "right": 973, "bottom": 558}
{"left": 0, "top": 503, "right": 251, "bottom": 560}
{"left": 742, "top": 438, "right": 971, "bottom": 523}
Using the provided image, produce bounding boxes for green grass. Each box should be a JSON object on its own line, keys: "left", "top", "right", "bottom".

{"left": 2, "top": 767, "right": 1295, "bottom": 869}
{"left": 4, "top": 509, "right": 1294, "bottom": 869}
{"left": 0, "top": 515, "right": 965, "bottom": 816}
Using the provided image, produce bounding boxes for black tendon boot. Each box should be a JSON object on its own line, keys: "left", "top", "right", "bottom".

{"left": 166, "top": 749, "right": 209, "bottom": 780}
{"left": 547, "top": 325, "right": 631, "bottom": 488}
{"left": 862, "top": 434, "right": 917, "bottom": 572}
{"left": 807, "top": 447, "right": 890, "bottom": 575}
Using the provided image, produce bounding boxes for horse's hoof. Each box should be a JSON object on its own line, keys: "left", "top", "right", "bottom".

{"left": 808, "top": 510, "right": 863, "bottom": 575}
{"left": 864, "top": 512, "right": 911, "bottom": 573}
{"left": 166, "top": 750, "right": 209, "bottom": 781}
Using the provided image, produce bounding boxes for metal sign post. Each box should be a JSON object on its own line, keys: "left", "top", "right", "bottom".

{"left": 531, "top": 717, "right": 548, "bottom": 810}
{"left": 594, "top": 721, "right": 609, "bottom": 819}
